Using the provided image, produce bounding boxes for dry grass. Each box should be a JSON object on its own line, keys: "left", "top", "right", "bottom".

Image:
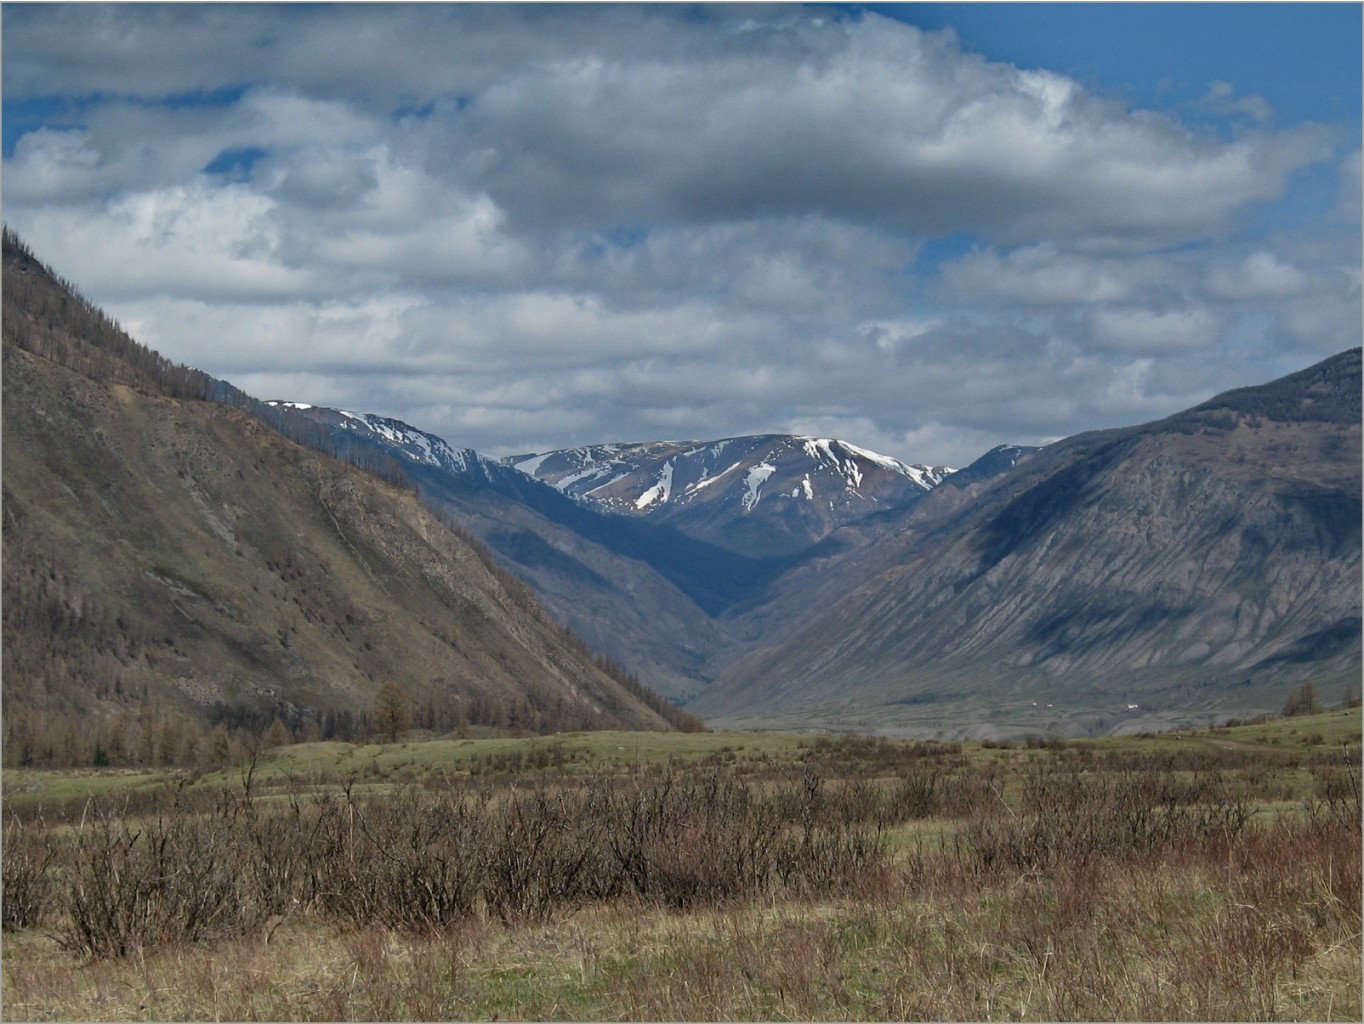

{"left": 3, "top": 728, "right": 1360, "bottom": 1021}
{"left": 5, "top": 831, "right": 1357, "bottom": 1022}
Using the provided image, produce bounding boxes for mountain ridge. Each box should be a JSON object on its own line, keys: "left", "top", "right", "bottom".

{"left": 254, "top": 350, "right": 1361, "bottom": 736}
{"left": 508, "top": 433, "right": 954, "bottom": 560}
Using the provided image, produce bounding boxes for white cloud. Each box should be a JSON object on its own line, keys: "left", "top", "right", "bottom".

{"left": 1206, "top": 251, "right": 1308, "bottom": 300}
{"left": 1339, "top": 149, "right": 1363, "bottom": 221}
{"left": 857, "top": 319, "right": 945, "bottom": 354}
{"left": 1090, "top": 308, "right": 1224, "bottom": 354}
{"left": 440, "top": 13, "right": 1329, "bottom": 250}
{"left": 109, "top": 293, "right": 428, "bottom": 377}
{"left": 1202, "top": 80, "right": 1275, "bottom": 124}
{"left": 4, "top": 130, "right": 103, "bottom": 205}
{"left": 940, "top": 243, "right": 1155, "bottom": 305}
{"left": 15, "top": 184, "right": 310, "bottom": 302}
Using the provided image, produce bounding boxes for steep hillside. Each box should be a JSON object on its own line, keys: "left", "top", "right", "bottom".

{"left": 1, "top": 233, "right": 683, "bottom": 763}
{"left": 510, "top": 435, "right": 952, "bottom": 559}
{"left": 695, "top": 350, "right": 1362, "bottom": 737}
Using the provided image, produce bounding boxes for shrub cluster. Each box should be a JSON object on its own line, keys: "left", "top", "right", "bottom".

{"left": 6, "top": 766, "right": 891, "bottom": 958}
{"left": 951, "top": 763, "right": 1253, "bottom": 874}
{"left": 6, "top": 742, "right": 1358, "bottom": 967}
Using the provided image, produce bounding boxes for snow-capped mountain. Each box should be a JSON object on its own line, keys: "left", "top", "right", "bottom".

{"left": 260, "top": 403, "right": 798, "bottom": 696}
{"left": 693, "top": 349, "right": 1363, "bottom": 735}
{"left": 508, "top": 435, "right": 954, "bottom": 558}
{"left": 264, "top": 401, "right": 503, "bottom": 479}
{"left": 257, "top": 348, "right": 1363, "bottom": 739}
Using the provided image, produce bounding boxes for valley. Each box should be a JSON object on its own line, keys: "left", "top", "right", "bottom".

{"left": 1, "top": 226, "right": 1358, "bottom": 1024}
{"left": 264, "top": 352, "right": 1362, "bottom": 737}
{"left": 5, "top": 8, "right": 1359, "bottom": 1023}
{"left": 3, "top": 227, "right": 1360, "bottom": 758}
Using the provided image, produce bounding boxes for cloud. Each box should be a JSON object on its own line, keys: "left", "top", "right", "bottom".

{"left": 15, "top": 183, "right": 314, "bottom": 302}
{"left": 1202, "top": 80, "right": 1275, "bottom": 124}
{"left": 2, "top": 4, "right": 1358, "bottom": 467}
{"left": 1205, "top": 251, "right": 1308, "bottom": 300}
{"left": 857, "top": 319, "right": 946, "bottom": 355}
{"left": 1339, "top": 149, "right": 1363, "bottom": 220}
{"left": 939, "top": 243, "right": 1158, "bottom": 306}
{"left": 1090, "top": 307, "right": 1224, "bottom": 355}
{"left": 438, "top": 15, "right": 1330, "bottom": 250}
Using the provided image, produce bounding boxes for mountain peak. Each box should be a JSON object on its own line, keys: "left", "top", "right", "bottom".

{"left": 510, "top": 433, "right": 952, "bottom": 514}
{"left": 508, "top": 433, "right": 954, "bottom": 559}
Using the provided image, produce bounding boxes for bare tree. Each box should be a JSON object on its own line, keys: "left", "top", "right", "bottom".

{"left": 372, "top": 681, "right": 411, "bottom": 743}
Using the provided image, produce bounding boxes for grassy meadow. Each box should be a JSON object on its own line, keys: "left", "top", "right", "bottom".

{"left": 3, "top": 708, "right": 1360, "bottom": 1021}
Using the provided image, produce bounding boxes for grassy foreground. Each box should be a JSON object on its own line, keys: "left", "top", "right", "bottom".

{"left": 3, "top": 710, "right": 1360, "bottom": 1021}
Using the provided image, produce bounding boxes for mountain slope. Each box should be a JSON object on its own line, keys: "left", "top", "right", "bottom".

{"left": 693, "top": 350, "right": 1362, "bottom": 737}
{"left": 1, "top": 233, "right": 682, "bottom": 761}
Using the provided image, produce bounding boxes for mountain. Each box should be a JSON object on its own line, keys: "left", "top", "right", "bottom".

{"left": 263, "top": 401, "right": 507, "bottom": 480}
{"left": 509, "top": 435, "right": 952, "bottom": 559}
{"left": 17, "top": 231, "right": 1352, "bottom": 743}
{"left": 691, "top": 350, "right": 1362, "bottom": 738}
{"left": 254, "top": 403, "right": 782, "bottom": 699}
{"left": 251, "top": 406, "right": 960, "bottom": 700}
{"left": 254, "top": 354, "right": 1360, "bottom": 738}
{"left": 1, "top": 232, "right": 689, "bottom": 764}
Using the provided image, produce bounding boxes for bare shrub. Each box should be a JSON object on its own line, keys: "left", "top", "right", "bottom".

{"left": 481, "top": 787, "right": 603, "bottom": 922}
{"left": 1306, "top": 756, "right": 1363, "bottom": 837}
{"left": 891, "top": 763, "right": 942, "bottom": 819}
{"left": 57, "top": 798, "right": 248, "bottom": 958}
{"left": 953, "top": 763, "right": 1251, "bottom": 875}
{"left": 599, "top": 770, "right": 783, "bottom": 907}
{"left": 311, "top": 784, "right": 490, "bottom": 930}
{"left": 2, "top": 811, "right": 55, "bottom": 930}
{"left": 589, "top": 767, "right": 892, "bottom": 909}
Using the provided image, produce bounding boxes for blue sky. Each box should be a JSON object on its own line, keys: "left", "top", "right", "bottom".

{"left": 882, "top": 4, "right": 1361, "bottom": 121}
{"left": 3, "top": 3, "right": 1359, "bottom": 467}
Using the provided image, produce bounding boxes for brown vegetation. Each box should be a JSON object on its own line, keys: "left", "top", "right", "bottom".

{"left": 3, "top": 729, "right": 1359, "bottom": 1020}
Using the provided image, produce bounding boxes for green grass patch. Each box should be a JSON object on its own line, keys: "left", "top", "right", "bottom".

{"left": 2, "top": 766, "right": 176, "bottom": 805}
{"left": 5, "top": 707, "right": 1357, "bottom": 812}
{"left": 1210, "top": 705, "right": 1361, "bottom": 748}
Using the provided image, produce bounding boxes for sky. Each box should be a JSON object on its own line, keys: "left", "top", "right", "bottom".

{"left": 3, "top": 2, "right": 1360, "bottom": 468}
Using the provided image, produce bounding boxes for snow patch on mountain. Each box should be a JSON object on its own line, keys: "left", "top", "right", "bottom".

{"left": 267, "top": 402, "right": 491, "bottom": 476}
{"left": 742, "top": 463, "right": 776, "bottom": 511}
{"left": 687, "top": 461, "right": 742, "bottom": 495}
{"left": 504, "top": 432, "right": 957, "bottom": 522}
{"left": 548, "top": 464, "right": 616, "bottom": 493}
{"left": 636, "top": 461, "right": 675, "bottom": 510}
{"left": 513, "top": 451, "right": 554, "bottom": 477}
{"left": 586, "top": 472, "right": 635, "bottom": 497}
